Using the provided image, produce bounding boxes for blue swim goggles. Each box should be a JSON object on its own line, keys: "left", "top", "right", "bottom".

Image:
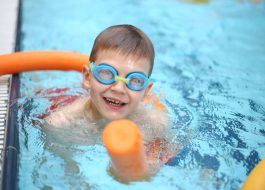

{"left": 89, "top": 62, "right": 150, "bottom": 91}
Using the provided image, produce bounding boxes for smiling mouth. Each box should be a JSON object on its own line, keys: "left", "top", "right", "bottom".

{"left": 103, "top": 97, "right": 127, "bottom": 108}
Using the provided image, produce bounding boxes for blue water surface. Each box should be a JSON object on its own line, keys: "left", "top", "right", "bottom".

{"left": 18, "top": 0, "right": 265, "bottom": 189}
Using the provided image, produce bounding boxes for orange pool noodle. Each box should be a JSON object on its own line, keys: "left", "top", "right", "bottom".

{"left": 180, "top": 0, "right": 209, "bottom": 3}
{"left": 103, "top": 119, "right": 148, "bottom": 181}
{"left": 144, "top": 94, "right": 168, "bottom": 112}
{"left": 241, "top": 159, "right": 265, "bottom": 190}
{"left": 0, "top": 51, "right": 89, "bottom": 75}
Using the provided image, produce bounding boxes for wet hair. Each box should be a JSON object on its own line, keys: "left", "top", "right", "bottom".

{"left": 89, "top": 24, "right": 155, "bottom": 76}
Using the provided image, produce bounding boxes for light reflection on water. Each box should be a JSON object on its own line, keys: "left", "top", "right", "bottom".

{"left": 18, "top": 0, "right": 265, "bottom": 189}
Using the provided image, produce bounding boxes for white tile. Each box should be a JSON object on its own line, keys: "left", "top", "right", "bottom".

{"left": 0, "top": 0, "right": 18, "bottom": 176}
{"left": 0, "top": 0, "right": 19, "bottom": 54}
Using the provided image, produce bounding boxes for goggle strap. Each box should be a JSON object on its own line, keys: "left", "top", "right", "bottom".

{"left": 149, "top": 77, "right": 156, "bottom": 82}
{"left": 115, "top": 76, "right": 129, "bottom": 83}
{"left": 88, "top": 62, "right": 94, "bottom": 70}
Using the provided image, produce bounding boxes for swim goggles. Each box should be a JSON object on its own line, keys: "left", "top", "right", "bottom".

{"left": 89, "top": 62, "right": 150, "bottom": 91}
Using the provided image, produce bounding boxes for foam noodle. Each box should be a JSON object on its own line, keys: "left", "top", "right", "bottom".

{"left": 0, "top": 51, "right": 89, "bottom": 75}
{"left": 180, "top": 0, "right": 208, "bottom": 3}
{"left": 103, "top": 119, "right": 148, "bottom": 182}
{"left": 144, "top": 94, "right": 168, "bottom": 112}
{"left": 241, "top": 159, "right": 265, "bottom": 190}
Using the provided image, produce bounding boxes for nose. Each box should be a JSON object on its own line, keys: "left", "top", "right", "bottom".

{"left": 110, "top": 80, "right": 126, "bottom": 93}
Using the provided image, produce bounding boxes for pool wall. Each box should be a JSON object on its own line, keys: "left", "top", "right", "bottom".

{"left": 0, "top": 0, "right": 21, "bottom": 189}
{"left": 2, "top": 75, "right": 20, "bottom": 190}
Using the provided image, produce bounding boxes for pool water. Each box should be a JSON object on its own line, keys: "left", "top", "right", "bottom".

{"left": 17, "top": 0, "right": 265, "bottom": 189}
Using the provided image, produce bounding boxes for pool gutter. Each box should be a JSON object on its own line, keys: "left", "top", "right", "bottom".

{"left": 0, "top": 0, "right": 20, "bottom": 189}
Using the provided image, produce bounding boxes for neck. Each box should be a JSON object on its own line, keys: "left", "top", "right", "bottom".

{"left": 84, "top": 99, "right": 103, "bottom": 121}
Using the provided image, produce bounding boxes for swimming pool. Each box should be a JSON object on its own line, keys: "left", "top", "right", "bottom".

{"left": 16, "top": 0, "right": 265, "bottom": 189}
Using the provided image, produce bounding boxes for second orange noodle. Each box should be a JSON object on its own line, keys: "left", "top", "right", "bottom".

{"left": 102, "top": 119, "right": 148, "bottom": 181}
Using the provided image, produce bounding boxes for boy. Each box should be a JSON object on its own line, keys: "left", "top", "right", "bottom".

{"left": 45, "top": 24, "right": 177, "bottom": 177}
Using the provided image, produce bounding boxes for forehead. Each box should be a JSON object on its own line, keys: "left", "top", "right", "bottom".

{"left": 95, "top": 50, "right": 151, "bottom": 75}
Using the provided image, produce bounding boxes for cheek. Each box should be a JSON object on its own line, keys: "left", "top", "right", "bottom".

{"left": 90, "top": 79, "right": 108, "bottom": 94}
{"left": 129, "top": 91, "right": 146, "bottom": 103}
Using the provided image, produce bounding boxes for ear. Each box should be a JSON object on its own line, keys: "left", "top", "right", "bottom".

{"left": 82, "top": 64, "right": 91, "bottom": 90}
{"left": 142, "top": 80, "right": 153, "bottom": 100}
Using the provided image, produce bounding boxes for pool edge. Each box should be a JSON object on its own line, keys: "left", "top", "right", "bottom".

{"left": 2, "top": 75, "right": 20, "bottom": 190}
{"left": 0, "top": 0, "right": 21, "bottom": 189}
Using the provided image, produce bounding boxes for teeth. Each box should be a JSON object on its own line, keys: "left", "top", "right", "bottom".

{"left": 105, "top": 98, "right": 122, "bottom": 105}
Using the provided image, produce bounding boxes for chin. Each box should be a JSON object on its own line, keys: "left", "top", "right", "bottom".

{"left": 104, "top": 113, "right": 127, "bottom": 121}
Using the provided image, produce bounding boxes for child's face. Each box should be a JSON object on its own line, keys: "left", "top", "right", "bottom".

{"left": 83, "top": 50, "right": 153, "bottom": 121}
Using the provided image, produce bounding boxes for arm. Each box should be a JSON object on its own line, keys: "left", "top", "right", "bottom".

{"left": 144, "top": 105, "right": 179, "bottom": 171}
{"left": 44, "top": 97, "right": 89, "bottom": 127}
{"left": 145, "top": 137, "right": 179, "bottom": 167}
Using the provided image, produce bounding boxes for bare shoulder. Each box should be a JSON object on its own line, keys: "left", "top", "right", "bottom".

{"left": 44, "top": 97, "right": 89, "bottom": 127}
{"left": 130, "top": 102, "right": 170, "bottom": 141}
{"left": 145, "top": 106, "right": 169, "bottom": 132}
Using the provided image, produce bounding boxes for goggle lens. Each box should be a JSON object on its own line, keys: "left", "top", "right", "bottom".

{"left": 129, "top": 77, "right": 145, "bottom": 87}
{"left": 96, "top": 68, "right": 114, "bottom": 81}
